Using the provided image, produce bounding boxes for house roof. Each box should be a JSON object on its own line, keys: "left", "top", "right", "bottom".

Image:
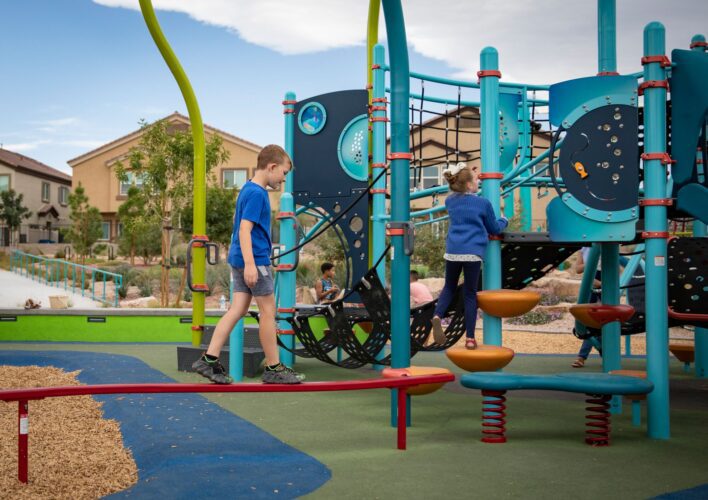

{"left": 0, "top": 148, "right": 72, "bottom": 184}
{"left": 37, "top": 204, "right": 60, "bottom": 218}
{"left": 67, "top": 112, "right": 262, "bottom": 166}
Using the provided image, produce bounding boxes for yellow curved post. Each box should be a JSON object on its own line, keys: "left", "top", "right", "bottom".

{"left": 139, "top": 0, "right": 207, "bottom": 345}
{"left": 366, "top": 0, "right": 381, "bottom": 267}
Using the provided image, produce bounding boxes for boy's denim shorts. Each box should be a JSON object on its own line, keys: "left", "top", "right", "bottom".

{"left": 231, "top": 265, "right": 274, "bottom": 296}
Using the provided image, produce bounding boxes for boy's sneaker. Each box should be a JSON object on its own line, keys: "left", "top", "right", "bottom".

{"left": 192, "top": 356, "right": 233, "bottom": 384}
{"left": 262, "top": 364, "right": 304, "bottom": 384}
{"left": 431, "top": 316, "right": 446, "bottom": 344}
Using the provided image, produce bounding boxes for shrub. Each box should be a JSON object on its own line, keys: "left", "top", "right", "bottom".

{"left": 54, "top": 249, "right": 66, "bottom": 259}
{"left": 134, "top": 272, "right": 153, "bottom": 297}
{"left": 507, "top": 309, "right": 563, "bottom": 325}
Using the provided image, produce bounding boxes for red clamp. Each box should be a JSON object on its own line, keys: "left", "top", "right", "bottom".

{"left": 477, "top": 70, "right": 502, "bottom": 82}
{"left": 387, "top": 152, "right": 414, "bottom": 161}
{"left": 638, "top": 198, "right": 673, "bottom": 206}
{"left": 372, "top": 97, "right": 388, "bottom": 103}
{"left": 365, "top": 84, "right": 373, "bottom": 90}
{"left": 276, "top": 264, "right": 294, "bottom": 271}
{"left": 641, "top": 55, "right": 671, "bottom": 67}
{"left": 282, "top": 99, "right": 297, "bottom": 105}
{"left": 638, "top": 80, "right": 669, "bottom": 95}
{"left": 386, "top": 228, "right": 406, "bottom": 236}
{"left": 191, "top": 284, "right": 209, "bottom": 292}
{"left": 370, "top": 188, "right": 388, "bottom": 195}
{"left": 488, "top": 234, "right": 503, "bottom": 241}
{"left": 369, "top": 106, "right": 387, "bottom": 112}
{"left": 370, "top": 116, "right": 389, "bottom": 122}
{"left": 478, "top": 172, "right": 504, "bottom": 180}
{"left": 277, "top": 307, "right": 296, "bottom": 314}
{"left": 641, "top": 231, "right": 670, "bottom": 239}
{"left": 277, "top": 211, "right": 295, "bottom": 219}
{"left": 689, "top": 41, "right": 708, "bottom": 49}
{"left": 191, "top": 234, "right": 209, "bottom": 248}
{"left": 277, "top": 329, "right": 295, "bottom": 335}
{"left": 283, "top": 108, "right": 296, "bottom": 114}
{"left": 371, "top": 64, "right": 381, "bottom": 69}
{"left": 371, "top": 162, "right": 388, "bottom": 169}
{"left": 597, "top": 71, "right": 620, "bottom": 76}
{"left": 641, "top": 152, "right": 675, "bottom": 165}
{"left": 191, "top": 325, "right": 203, "bottom": 332}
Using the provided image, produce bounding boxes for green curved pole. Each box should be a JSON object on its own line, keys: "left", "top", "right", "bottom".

{"left": 139, "top": 0, "right": 207, "bottom": 346}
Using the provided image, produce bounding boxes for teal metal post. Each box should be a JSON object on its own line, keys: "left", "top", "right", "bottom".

{"left": 518, "top": 89, "right": 533, "bottom": 231}
{"left": 601, "top": 244, "right": 622, "bottom": 413}
{"left": 382, "top": 0, "right": 411, "bottom": 428}
{"left": 372, "top": 44, "right": 388, "bottom": 367}
{"left": 643, "top": 22, "right": 670, "bottom": 439}
{"left": 691, "top": 34, "right": 707, "bottom": 379}
{"left": 279, "top": 92, "right": 297, "bottom": 367}
{"left": 597, "top": 0, "right": 617, "bottom": 74}
{"left": 229, "top": 319, "right": 244, "bottom": 382}
{"left": 480, "top": 47, "right": 503, "bottom": 346}
{"left": 382, "top": 0, "right": 411, "bottom": 370}
{"left": 574, "top": 244, "right": 601, "bottom": 339}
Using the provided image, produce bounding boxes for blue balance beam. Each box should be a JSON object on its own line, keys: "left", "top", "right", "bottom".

{"left": 460, "top": 372, "right": 654, "bottom": 446}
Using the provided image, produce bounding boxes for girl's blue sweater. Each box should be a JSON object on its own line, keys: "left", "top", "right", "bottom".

{"left": 445, "top": 192, "right": 508, "bottom": 257}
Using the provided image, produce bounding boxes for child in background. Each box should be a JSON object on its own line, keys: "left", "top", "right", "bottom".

{"left": 430, "top": 162, "right": 508, "bottom": 349}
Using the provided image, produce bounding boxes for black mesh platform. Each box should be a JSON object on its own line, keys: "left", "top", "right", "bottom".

{"left": 668, "top": 237, "right": 708, "bottom": 327}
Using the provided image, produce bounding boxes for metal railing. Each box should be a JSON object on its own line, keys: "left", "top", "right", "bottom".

{"left": 9, "top": 250, "right": 122, "bottom": 307}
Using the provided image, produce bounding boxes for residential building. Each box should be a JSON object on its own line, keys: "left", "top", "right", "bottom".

{"left": 68, "top": 113, "right": 265, "bottom": 242}
{"left": 0, "top": 148, "right": 72, "bottom": 245}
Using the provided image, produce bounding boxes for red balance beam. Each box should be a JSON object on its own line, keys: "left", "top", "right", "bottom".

{"left": 0, "top": 374, "right": 454, "bottom": 484}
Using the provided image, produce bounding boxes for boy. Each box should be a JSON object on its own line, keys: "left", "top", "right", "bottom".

{"left": 192, "top": 145, "right": 303, "bottom": 384}
{"left": 314, "top": 262, "right": 340, "bottom": 304}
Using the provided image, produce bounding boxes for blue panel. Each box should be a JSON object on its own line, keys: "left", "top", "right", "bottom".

{"left": 337, "top": 114, "right": 369, "bottom": 181}
{"left": 547, "top": 197, "right": 636, "bottom": 242}
{"left": 669, "top": 49, "right": 708, "bottom": 187}
{"left": 499, "top": 93, "right": 521, "bottom": 170}
{"left": 549, "top": 75, "right": 638, "bottom": 127}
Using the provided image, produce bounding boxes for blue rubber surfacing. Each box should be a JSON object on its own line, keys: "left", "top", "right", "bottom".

{"left": 0, "top": 351, "right": 330, "bottom": 499}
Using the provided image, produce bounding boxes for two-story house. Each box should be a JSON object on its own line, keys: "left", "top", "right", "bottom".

{"left": 68, "top": 112, "right": 267, "bottom": 242}
{"left": 0, "top": 148, "right": 72, "bottom": 245}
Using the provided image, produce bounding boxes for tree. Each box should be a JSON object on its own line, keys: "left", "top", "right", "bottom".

{"left": 180, "top": 185, "right": 238, "bottom": 248}
{"left": 115, "top": 118, "right": 230, "bottom": 306}
{"left": 64, "top": 184, "right": 103, "bottom": 263}
{"left": 117, "top": 186, "right": 147, "bottom": 265}
{"left": 0, "top": 189, "right": 32, "bottom": 246}
{"left": 412, "top": 222, "right": 448, "bottom": 277}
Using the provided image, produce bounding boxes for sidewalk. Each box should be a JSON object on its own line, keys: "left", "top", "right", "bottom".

{"left": 0, "top": 269, "right": 102, "bottom": 309}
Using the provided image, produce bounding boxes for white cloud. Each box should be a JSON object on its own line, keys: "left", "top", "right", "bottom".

{"left": 94, "top": 0, "right": 707, "bottom": 85}
{"left": 3, "top": 140, "right": 51, "bottom": 152}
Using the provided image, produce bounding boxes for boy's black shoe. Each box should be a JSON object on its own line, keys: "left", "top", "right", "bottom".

{"left": 262, "top": 364, "right": 304, "bottom": 384}
{"left": 192, "top": 355, "right": 233, "bottom": 384}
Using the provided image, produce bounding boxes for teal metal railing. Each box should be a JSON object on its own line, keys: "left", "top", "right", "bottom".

{"left": 9, "top": 250, "right": 122, "bottom": 307}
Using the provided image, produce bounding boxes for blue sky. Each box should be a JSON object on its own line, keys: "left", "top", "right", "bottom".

{"left": 1, "top": 0, "right": 706, "bottom": 174}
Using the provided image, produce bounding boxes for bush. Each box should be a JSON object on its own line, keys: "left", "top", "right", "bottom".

{"left": 507, "top": 309, "right": 563, "bottom": 325}
{"left": 54, "top": 249, "right": 66, "bottom": 259}
{"left": 117, "top": 282, "right": 128, "bottom": 299}
{"left": 134, "top": 272, "right": 153, "bottom": 297}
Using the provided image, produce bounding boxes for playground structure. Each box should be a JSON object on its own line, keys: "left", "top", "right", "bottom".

{"left": 248, "top": 0, "right": 706, "bottom": 443}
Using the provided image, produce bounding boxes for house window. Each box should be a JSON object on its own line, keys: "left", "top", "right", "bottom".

{"left": 410, "top": 165, "right": 442, "bottom": 190}
{"left": 116, "top": 223, "right": 123, "bottom": 237}
{"left": 41, "top": 182, "right": 50, "bottom": 202}
{"left": 120, "top": 172, "right": 145, "bottom": 195}
{"left": 101, "top": 222, "right": 111, "bottom": 241}
{"left": 223, "top": 169, "right": 248, "bottom": 189}
{"left": 58, "top": 186, "right": 69, "bottom": 205}
{"left": 0, "top": 175, "right": 9, "bottom": 192}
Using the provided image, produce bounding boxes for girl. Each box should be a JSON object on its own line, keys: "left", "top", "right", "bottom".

{"left": 431, "top": 162, "right": 508, "bottom": 349}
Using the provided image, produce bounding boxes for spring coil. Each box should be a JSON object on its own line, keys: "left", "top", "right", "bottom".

{"left": 481, "top": 390, "right": 507, "bottom": 443}
{"left": 585, "top": 394, "right": 611, "bottom": 446}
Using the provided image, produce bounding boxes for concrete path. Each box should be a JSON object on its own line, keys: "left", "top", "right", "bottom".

{"left": 0, "top": 268, "right": 102, "bottom": 309}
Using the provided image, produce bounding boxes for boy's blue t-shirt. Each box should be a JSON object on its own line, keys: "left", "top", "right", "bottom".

{"left": 228, "top": 180, "right": 272, "bottom": 267}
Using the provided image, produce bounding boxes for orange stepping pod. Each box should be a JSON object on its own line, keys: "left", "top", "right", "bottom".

{"left": 569, "top": 304, "right": 635, "bottom": 329}
{"left": 669, "top": 344, "right": 695, "bottom": 364}
{"left": 609, "top": 369, "right": 648, "bottom": 401}
{"left": 382, "top": 366, "right": 453, "bottom": 395}
{"left": 476, "top": 290, "right": 541, "bottom": 318}
{"left": 446, "top": 345, "right": 515, "bottom": 372}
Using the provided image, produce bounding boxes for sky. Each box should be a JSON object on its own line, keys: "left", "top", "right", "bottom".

{"left": 1, "top": 0, "right": 706, "bottom": 175}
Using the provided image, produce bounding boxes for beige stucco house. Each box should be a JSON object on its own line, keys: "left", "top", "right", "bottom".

{"left": 0, "top": 148, "right": 72, "bottom": 245}
{"left": 68, "top": 113, "right": 267, "bottom": 242}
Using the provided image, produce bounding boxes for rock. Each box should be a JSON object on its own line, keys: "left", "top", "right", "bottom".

{"left": 120, "top": 296, "right": 158, "bottom": 308}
